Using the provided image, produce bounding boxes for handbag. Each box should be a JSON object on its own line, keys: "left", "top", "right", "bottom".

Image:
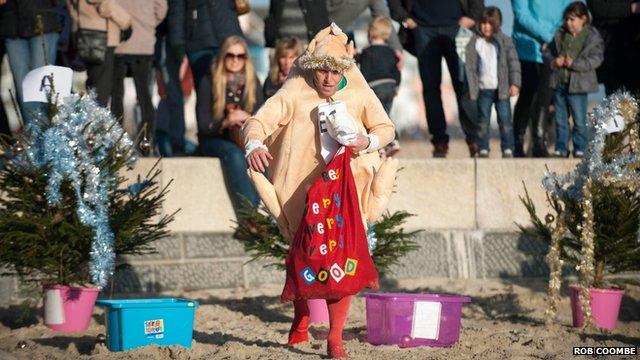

{"left": 235, "top": 0, "right": 250, "bottom": 15}
{"left": 76, "top": 28, "right": 108, "bottom": 65}
{"left": 398, "top": 26, "right": 416, "bottom": 56}
{"left": 72, "top": 1, "right": 108, "bottom": 65}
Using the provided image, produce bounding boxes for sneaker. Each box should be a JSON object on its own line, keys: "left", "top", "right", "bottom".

{"left": 573, "top": 151, "right": 584, "bottom": 158}
{"left": 432, "top": 144, "right": 448, "bottom": 158}
{"left": 502, "top": 149, "right": 513, "bottom": 158}
{"left": 384, "top": 140, "right": 401, "bottom": 157}
{"left": 467, "top": 142, "right": 479, "bottom": 158}
{"left": 552, "top": 150, "right": 569, "bottom": 158}
{"left": 478, "top": 149, "right": 489, "bottom": 158}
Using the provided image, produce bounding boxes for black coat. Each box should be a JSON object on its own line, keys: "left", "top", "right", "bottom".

{"left": 264, "top": 0, "right": 330, "bottom": 48}
{"left": 0, "top": 0, "right": 61, "bottom": 39}
{"left": 587, "top": 0, "right": 640, "bottom": 91}
{"left": 167, "top": 0, "right": 243, "bottom": 53}
{"left": 387, "top": 0, "right": 484, "bottom": 23}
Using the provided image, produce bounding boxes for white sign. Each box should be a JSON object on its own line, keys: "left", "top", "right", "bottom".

{"left": 22, "top": 65, "right": 73, "bottom": 103}
{"left": 44, "top": 288, "right": 65, "bottom": 325}
{"left": 606, "top": 114, "right": 625, "bottom": 134}
{"left": 317, "top": 101, "right": 343, "bottom": 164}
{"left": 411, "top": 301, "right": 441, "bottom": 340}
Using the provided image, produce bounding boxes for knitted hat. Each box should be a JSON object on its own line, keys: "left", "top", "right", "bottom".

{"left": 298, "top": 23, "right": 355, "bottom": 73}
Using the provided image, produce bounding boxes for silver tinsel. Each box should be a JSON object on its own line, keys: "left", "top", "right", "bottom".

{"left": 18, "top": 94, "right": 136, "bottom": 288}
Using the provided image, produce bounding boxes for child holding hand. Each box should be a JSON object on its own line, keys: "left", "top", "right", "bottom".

{"left": 546, "top": 1, "right": 604, "bottom": 158}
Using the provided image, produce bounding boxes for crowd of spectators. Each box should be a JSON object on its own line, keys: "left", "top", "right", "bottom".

{"left": 0, "top": 0, "right": 639, "bottom": 231}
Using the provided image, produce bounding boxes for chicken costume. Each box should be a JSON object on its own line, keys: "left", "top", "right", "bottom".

{"left": 242, "top": 24, "right": 398, "bottom": 358}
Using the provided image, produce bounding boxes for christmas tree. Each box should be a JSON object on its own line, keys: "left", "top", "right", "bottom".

{"left": 0, "top": 92, "right": 175, "bottom": 289}
{"left": 519, "top": 93, "right": 640, "bottom": 327}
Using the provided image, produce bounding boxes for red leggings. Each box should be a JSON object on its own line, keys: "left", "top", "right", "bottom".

{"left": 289, "top": 296, "right": 352, "bottom": 357}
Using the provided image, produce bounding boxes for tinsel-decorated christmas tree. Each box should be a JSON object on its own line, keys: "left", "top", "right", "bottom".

{"left": 519, "top": 93, "right": 640, "bottom": 327}
{"left": 0, "top": 92, "right": 174, "bottom": 289}
{"left": 236, "top": 205, "right": 420, "bottom": 275}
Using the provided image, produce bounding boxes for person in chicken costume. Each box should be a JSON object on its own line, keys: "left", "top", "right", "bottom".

{"left": 243, "top": 23, "right": 398, "bottom": 358}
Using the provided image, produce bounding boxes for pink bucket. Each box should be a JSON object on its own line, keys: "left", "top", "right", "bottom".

{"left": 569, "top": 285, "right": 624, "bottom": 330}
{"left": 43, "top": 285, "right": 100, "bottom": 332}
{"left": 307, "top": 299, "right": 329, "bottom": 324}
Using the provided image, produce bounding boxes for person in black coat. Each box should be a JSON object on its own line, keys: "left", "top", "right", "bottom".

{"left": 0, "top": 0, "right": 61, "bottom": 123}
{"left": 263, "top": 0, "right": 330, "bottom": 47}
{"left": 587, "top": 0, "right": 640, "bottom": 95}
{"left": 388, "top": 0, "right": 484, "bottom": 158}
{"left": 167, "top": 0, "right": 243, "bottom": 139}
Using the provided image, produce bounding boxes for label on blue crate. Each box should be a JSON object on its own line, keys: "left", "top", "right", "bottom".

{"left": 411, "top": 301, "right": 441, "bottom": 340}
{"left": 144, "top": 319, "right": 165, "bottom": 339}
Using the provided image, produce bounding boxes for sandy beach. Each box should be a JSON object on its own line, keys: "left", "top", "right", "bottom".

{"left": 0, "top": 278, "right": 638, "bottom": 359}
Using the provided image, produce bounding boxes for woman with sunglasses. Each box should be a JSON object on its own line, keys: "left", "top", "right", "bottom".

{"left": 198, "top": 35, "right": 263, "bottom": 239}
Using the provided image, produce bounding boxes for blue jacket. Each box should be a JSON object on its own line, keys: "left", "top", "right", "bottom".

{"left": 511, "top": 0, "right": 573, "bottom": 63}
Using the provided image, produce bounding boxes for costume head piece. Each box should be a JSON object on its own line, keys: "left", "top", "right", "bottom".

{"left": 298, "top": 23, "right": 355, "bottom": 73}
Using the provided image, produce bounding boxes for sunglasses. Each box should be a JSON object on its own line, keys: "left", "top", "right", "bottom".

{"left": 225, "top": 52, "right": 247, "bottom": 60}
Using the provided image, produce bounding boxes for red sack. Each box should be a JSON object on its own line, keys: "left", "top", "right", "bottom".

{"left": 281, "top": 147, "right": 379, "bottom": 302}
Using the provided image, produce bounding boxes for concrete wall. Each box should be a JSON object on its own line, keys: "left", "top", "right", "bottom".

{"left": 130, "top": 158, "right": 578, "bottom": 233}
{"left": 0, "top": 158, "right": 579, "bottom": 304}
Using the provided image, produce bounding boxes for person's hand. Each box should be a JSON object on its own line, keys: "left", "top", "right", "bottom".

{"left": 403, "top": 18, "right": 418, "bottom": 29}
{"left": 395, "top": 50, "right": 404, "bottom": 71}
{"left": 509, "top": 85, "right": 520, "bottom": 97}
{"left": 220, "top": 109, "right": 250, "bottom": 130}
{"left": 120, "top": 27, "right": 133, "bottom": 42}
{"left": 541, "top": 43, "right": 548, "bottom": 52}
{"left": 458, "top": 16, "right": 475, "bottom": 29}
{"left": 564, "top": 56, "right": 573, "bottom": 68}
{"left": 632, "top": 2, "right": 640, "bottom": 14}
{"left": 247, "top": 148, "right": 273, "bottom": 173}
{"left": 0, "top": 0, "right": 7, "bottom": 6}
{"left": 553, "top": 56, "right": 565, "bottom": 69}
{"left": 349, "top": 133, "right": 370, "bottom": 153}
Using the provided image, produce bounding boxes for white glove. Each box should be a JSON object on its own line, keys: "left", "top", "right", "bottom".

{"left": 326, "top": 109, "right": 359, "bottom": 146}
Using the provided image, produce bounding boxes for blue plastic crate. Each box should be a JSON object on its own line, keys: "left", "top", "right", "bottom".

{"left": 96, "top": 298, "right": 198, "bottom": 351}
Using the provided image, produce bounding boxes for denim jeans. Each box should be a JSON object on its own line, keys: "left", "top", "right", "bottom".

{"left": 155, "top": 35, "right": 186, "bottom": 156}
{"left": 371, "top": 82, "right": 395, "bottom": 114}
{"left": 477, "top": 90, "right": 514, "bottom": 152}
{"left": 553, "top": 83, "right": 588, "bottom": 155}
{"left": 5, "top": 33, "right": 59, "bottom": 124}
{"left": 412, "top": 25, "right": 478, "bottom": 146}
{"left": 372, "top": 82, "right": 399, "bottom": 141}
{"left": 198, "top": 136, "right": 260, "bottom": 221}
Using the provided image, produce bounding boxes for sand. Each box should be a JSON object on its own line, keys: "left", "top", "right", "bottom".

{"left": 0, "top": 278, "right": 638, "bottom": 360}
